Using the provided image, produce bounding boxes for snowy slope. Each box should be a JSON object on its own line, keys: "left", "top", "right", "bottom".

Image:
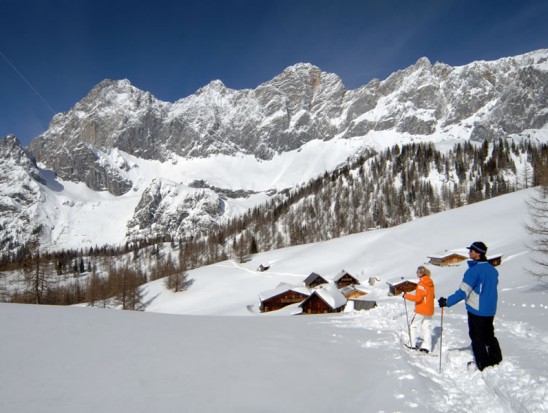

{"left": 1, "top": 189, "right": 547, "bottom": 412}
{"left": 34, "top": 135, "right": 368, "bottom": 250}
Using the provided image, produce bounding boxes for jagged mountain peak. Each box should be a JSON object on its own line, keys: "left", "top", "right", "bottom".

{"left": 379, "top": 56, "right": 436, "bottom": 94}
{"left": 0, "top": 134, "right": 41, "bottom": 182}
{"left": 194, "top": 79, "right": 230, "bottom": 96}
{"left": 26, "top": 49, "right": 548, "bottom": 198}
{"left": 279, "top": 62, "right": 322, "bottom": 76}
{"left": 1, "top": 134, "right": 24, "bottom": 153}
{"left": 78, "top": 78, "right": 160, "bottom": 112}
{"left": 414, "top": 56, "right": 432, "bottom": 69}
{"left": 271, "top": 62, "right": 344, "bottom": 90}
{"left": 92, "top": 78, "right": 133, "bottom": 91}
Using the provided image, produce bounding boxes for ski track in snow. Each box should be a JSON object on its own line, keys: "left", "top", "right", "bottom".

{"left": 328, "top": 302, "right": 548, "bottom": 413}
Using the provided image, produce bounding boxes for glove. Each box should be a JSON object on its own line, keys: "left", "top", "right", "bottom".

{"left": 438, "top": 297, "right": 447, "bottom": 308}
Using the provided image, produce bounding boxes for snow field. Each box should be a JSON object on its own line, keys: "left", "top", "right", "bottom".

{"left": 1, "top": 189, "right": 547, "bottom": 412}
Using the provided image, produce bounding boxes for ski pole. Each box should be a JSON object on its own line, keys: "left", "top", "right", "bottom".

{"left": 403, "top": 295, "right": 412, "bottom": 348}
{"left": 439, "top": 307, "right": 444, "bottom": 374}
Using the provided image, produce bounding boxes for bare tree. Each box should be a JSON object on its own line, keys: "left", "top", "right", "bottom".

{"left": 233, "top": 234, "right": 248, "bottom": 263}
{"left": 0, "top": 273, "right": 7, "bottom": 302}
{"left": 109, "top": 266, "right": 145, "bottom": 310}
{"left": 164, "top": 270, "right": 190, "bottom": 292}
{"left": 22, "top": 236, "right": 54, "bottom": 304}
{"left": 163, "top": 253, "right": 190, "bottom": 292}
{"left": 122, "top": 269, "right": 145, "bottom": 310}
{"left": 525, "top": 171, "right": 548, "bottom": 280}
{"left": 86, "top": 269, "right": 110, "bottom": 307}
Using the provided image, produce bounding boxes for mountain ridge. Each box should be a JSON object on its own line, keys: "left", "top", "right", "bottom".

{"left": 1, "top": 49, "right": 547, "bottom": 254}
{"left": 28, "top": 48, "right": 548, "bottom": 196}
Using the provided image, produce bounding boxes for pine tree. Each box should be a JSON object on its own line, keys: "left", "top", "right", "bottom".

{"left": 249, "top": 236, "right": 258, "bottom": 255}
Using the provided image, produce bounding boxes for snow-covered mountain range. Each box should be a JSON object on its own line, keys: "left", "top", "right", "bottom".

{"left": 1, "top": 49, "right": 547, "bottom": 253}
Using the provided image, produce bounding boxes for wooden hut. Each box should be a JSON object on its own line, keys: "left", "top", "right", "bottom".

{"left": 304, "top": 272, "right": 328, "bottom": 288}
{"left": 299, "top": 285, "right": 347, "bottom": 314}
{"left": 259, "top": 285, "right": 310, "bottom": 312}
{"left": 334, "top": 270, "right": 360, "bottom": 288}
{"left": 427, "top": 252, "right": 467, "bottom": 266}
{"left": 488, "top": 254, "right": 503, "bottom": 267}
{"left": 351, "top": 299, "right": 377, "bottom": 312}
{"left": 257, "top": 264, "right": 270, "bottom": 272}
{"left": 339, "top": 285, "right": 368, "bottom": 299}
{"left": 386, "top": 277, "right": 417, "bottom": 296}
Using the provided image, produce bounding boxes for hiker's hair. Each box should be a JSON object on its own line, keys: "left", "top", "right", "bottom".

{"left": 417, "top": 266, "right": 431, "bottom": 277}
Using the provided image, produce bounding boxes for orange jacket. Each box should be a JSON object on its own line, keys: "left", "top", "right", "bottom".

{"left": 403, "top": 275, "right": 435, "bottom": 316}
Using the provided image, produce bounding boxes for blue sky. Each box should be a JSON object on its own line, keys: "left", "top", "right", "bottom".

{"left": 1, "top": 0, "right": 547, "bottom": 147}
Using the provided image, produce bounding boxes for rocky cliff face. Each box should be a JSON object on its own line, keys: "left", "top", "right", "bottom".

{"left": 0, "top": 136, "right": 45, "bottom": 253}
{"left": 126, "top": 179, "right": 224, "bottom": 242}
{"left": 29, "top": 49, "right": 548, "bottom": 196}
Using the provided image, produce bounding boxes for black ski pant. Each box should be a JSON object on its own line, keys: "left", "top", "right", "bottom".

{"left": 467, "top": 311, "right": 503, "bottom": 371}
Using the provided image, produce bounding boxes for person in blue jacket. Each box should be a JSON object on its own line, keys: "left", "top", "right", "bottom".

{"left": 438, "top": 241, "right": 503, "bottom": 371}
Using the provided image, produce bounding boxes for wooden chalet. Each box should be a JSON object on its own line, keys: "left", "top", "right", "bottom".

{"left": 428, "top": 252, "right": 502, "bottom": 267}
{"left": 304, "top": 272, "right": 328, "bottom": 288}
{"left": 386, "top": 277, "right": 417, "bottom": 296}
{"left": 334, "top": 270, "right": 360, "bottom": 288}
{"left": 299, "top": 285, "right": 347, "bottom": 314}
{"left": 350, "top": 299, "right": 377, "bottom": 312}
{"left": 257, "top": 264, "right": 270, "bottom": 272}
{"left": 488, "top": 254, "right": 503, "bottom": 267}
{"left": 259, "top": 284, "right": 310, "bottom": 313}
{"left": 427, "top": 252, "right": 467, "bottom": 266}
{"left": 339, "top": 285, "right": 368, "bottom": 299}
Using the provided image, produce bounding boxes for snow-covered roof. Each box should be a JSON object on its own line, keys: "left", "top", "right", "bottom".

{"left": 385, "top": 276, "right": 416, "bottom": 286}
{"left": 339, "top": 285, "right": 366, "bottom": 294}
{"left": 304, "top": 272, "right": 327, "bottom": 283}
{"left": 302, "top": 284, "right": 347, "bottom": 309}
{"left": 427, "top": 252, "right": 467, "bottom": 259}
{"left": 333, "top": 269, "right": 357, "bottom": 282}
{"left": 339, "top": 285, "right": 356, "bottom": 294}
{"left": 258, "top": 284, "right": 310, "bottom": 301}
{"left": 428, "top": 251, "right": 502, "bottom": 260}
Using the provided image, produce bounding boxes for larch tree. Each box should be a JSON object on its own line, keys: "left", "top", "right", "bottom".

{"left": 22, "top": 235, "right": 54, "bottom": 304}
{"left": 525, "top": 162, "right": 548, "bottom": 281}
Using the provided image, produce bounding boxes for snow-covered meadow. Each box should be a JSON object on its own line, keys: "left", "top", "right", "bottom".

{"left": 1, "top": 188, "right": 547, "bottom": 412}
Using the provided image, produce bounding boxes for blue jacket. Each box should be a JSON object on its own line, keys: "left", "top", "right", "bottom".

{"left": 446, "top": 260, "right": 499, "bottom": 316}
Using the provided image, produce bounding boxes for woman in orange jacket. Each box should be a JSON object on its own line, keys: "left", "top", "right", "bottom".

{"left": 403, "top": 266, "right": 435, "bottom": 353}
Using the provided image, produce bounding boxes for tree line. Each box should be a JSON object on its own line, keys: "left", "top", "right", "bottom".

{"left": 1, "top": 233, "right": 191, "bottom": 308}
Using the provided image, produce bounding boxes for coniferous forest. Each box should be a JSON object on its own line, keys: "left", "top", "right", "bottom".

{"left": 227, "top": 139, "right": 546, "bottom": 251}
